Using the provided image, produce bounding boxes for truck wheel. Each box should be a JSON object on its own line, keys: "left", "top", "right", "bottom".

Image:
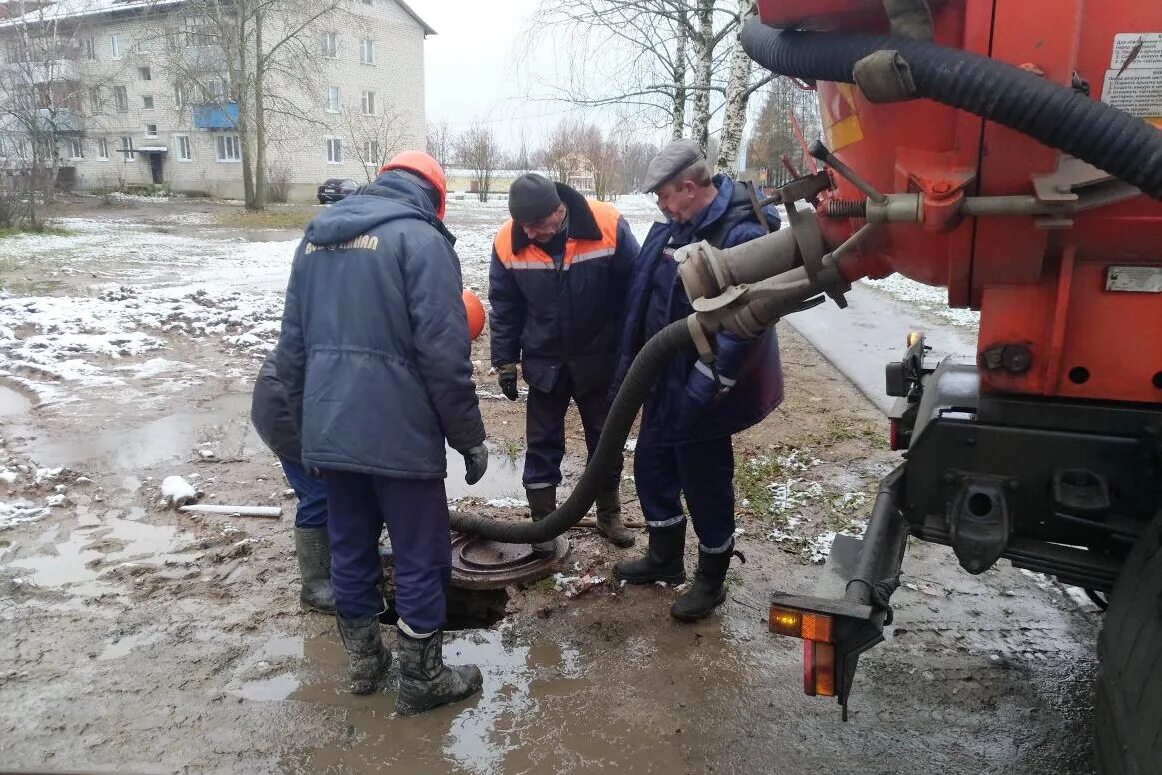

{"left": 1095, "top": 512, "right": 1162, "bottom": 775}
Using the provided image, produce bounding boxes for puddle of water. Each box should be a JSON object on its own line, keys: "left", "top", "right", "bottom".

{"left": 97, "top": 630, "right": 161, "bottom": 661}
{"left": 284, "top": 622, "right": 768, "bottom": 775}
{"left": 6, "top": 516, "right": 188, "bottom": 595}
{"left": 237, "top": 673, "right": 300, "bottom": 702}
{"left": 0, "top": 384, "right": 32, "bottom": 418}
{"left": 24, "top": 392, "right": 253, "bottom": 473}
{"left": 445, "top": 444, "right": 525, "bottom": 502}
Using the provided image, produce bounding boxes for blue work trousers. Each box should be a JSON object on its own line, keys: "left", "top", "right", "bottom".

{"left": 633, "top": 403, "right": 736, "bottom": 553}
{"left": 280, "top": 456, "right": 328, "bottom": 529}
{"left": 523, "top": 371, "right": 621, "bottom": 491}
{"left": 321, "top": 470, "right": 451, "bottom": 634}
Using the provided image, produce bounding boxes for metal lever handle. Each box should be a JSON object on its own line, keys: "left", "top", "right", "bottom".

{"left": 810, "top": 140, "right": 888, "bottom": 204}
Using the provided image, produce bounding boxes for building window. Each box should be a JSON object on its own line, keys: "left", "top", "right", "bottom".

{"left": 208, "top": 76, "right": 229, "bottom": 102}
{"left": 363, "top": 140, "right": 379, "bottom": 165}
{"left": 138, "top": 66, "right": 151, "bottom": 81}
{"left": 120, "top": 135, "right": 133, "bottom": 162}
{"left": 145, "top": 123, "right": 158, "bottom": 137}
{"left": 110, "top": 34, "right": 122, "bottom": 60}
{"left": 359, "top": 39, "right": 375, "bottom": 65}
{"left": 184, "top": 15, "right": 214, "bottom": 47}
{"left": 84, "top": 37, "right": 95, "bottom": 60}
{"left": 88, "top": 86, "right": 100, "bottom": 113}
{"left": 362, "top": 0, "right": 371, "bottom": 5}
{"left": 321, "top": 31, "right": 338, "bottom": 58}
{"left": 142, "top": 95, "right": 154, "bottom": 109}
{"left": 174, "top": 82, "right": 188, "bottom": 108}
{"left": 175, "top": 135, "right": 191, "bottom": 161}
{"left": 361, "top": 90, "right": 375, "bottom": 116}
{"left": 216, "top": 134, "right": 241, "bottom": 162}
{"left": 326, "top": 137, "right": 342, "bottom": 164}
{"left": 114, "top": 85, "right": 128, "bottom": 112}
{"left": 96, "top": 137, "right": 108, "bottom": 160}
{"left": 325, "top": 85, "right": 339, "bottom": 113}
{"left": 67, "top": 138, "right": 83, "bottom": 159}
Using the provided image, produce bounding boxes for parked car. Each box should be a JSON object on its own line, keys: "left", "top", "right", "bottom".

{"left": 317, "top": 178, "right": 359, "bottom": 204}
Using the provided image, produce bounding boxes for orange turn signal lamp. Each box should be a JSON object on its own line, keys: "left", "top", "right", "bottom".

{"left": 769, "top": 606, "right": 834, "bottom": 643}
{"left": 768, "top": 592, "right": 883, "bottom": 708}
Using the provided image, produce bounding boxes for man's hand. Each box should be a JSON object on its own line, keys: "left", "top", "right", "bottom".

{"left": 497, "top": 364, "right": 520, "bottom": 401}
{"left": 462, "top": 444, "right": 489, "bottom": 485}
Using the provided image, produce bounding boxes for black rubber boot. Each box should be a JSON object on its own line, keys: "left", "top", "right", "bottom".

{"left": 396, "top": 629, "right": 484, "bottom": 716}
{"left": 526, "top": 486, "right": 557, "bottom": 554}
{"left": 336, "top": 614, "right": 391, "bottom": 695}
{"left": 613, "top": 523, "right": 686, "bottom": 585}
{"left": 670, "top": 546, "right": 733, "bottom": 622}
{"left": 595, "top": 488, "right": 636, "bottom": 548}
{"left": 295, "top": 527, "right": 335, "bottom": 613}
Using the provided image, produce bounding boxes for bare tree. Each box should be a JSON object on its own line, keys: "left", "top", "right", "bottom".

{"left": 539, "top": 119, "right": 580, "bottom": 184}
{"left": 148, "top": 0, "right": 345, "bottom": 210}
{"left": 454, "top": 122, "right": 502, "bottom": 202}
{"left": 525, "top": 1, "right": 740, "bottom": 144}
{"left": 342, "top": 104, "right": 409, "bottom": 184}
{"left": 0, "top": 0, "right": 112, "bottom": 228}
{"left": 426, "top": 119, "right": 451, "bottom": 167}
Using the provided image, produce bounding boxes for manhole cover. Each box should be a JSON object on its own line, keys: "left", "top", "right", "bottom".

{"left": 450, "top": 533, "right": 569, "bottom": 590}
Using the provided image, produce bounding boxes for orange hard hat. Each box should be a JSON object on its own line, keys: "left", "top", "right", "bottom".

{"left": 380, "top": 150, "right": 447, "bottom": 219}
{"left": 462, "top": 289, "right": 485, "bottom": 341}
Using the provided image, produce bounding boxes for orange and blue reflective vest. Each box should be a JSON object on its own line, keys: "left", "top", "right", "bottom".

{"left": 488, "top": 183, "right": 639, "bottom": 394}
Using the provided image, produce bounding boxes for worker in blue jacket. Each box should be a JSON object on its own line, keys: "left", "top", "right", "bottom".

{"left": 489, "top": 174, "right": 639, "bottom": 550}
{"left": 276, "top": 151, "right": 487, "bottom": 715}
{"left": 612, "top": 140, "right": 784, "bottom": 622}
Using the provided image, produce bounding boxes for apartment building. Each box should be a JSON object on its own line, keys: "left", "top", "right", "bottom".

{"left": 0, "top": 0, "right": 431, "bottom": 200}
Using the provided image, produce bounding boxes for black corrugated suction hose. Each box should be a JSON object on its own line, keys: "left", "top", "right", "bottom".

{"left": 449, "top": 319, "right": 693, "bottom": 543}
{"left": 739, "top": 20, "right": 1162, "bottom": 201}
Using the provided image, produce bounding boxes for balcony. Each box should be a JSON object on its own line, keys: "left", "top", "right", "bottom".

{"left": 192, "top": 102, "right": 238, "bottom": 130}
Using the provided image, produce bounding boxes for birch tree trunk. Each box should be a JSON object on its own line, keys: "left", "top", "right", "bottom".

{"left": 690, "top": 0, "right": 714, "bottom": 148}
{"left": 716, "top": 1, "right": 757, "bottom": 175}
{"left": 671, "top": 10, "right": 688, "bottom": 140}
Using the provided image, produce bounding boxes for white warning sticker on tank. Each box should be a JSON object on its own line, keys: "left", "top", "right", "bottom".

{"left": 1106, "top": 266, "right": 1162, "bottom": 293}
{"left": 1101, "top": 67, "right": 1162, "bottom": 125}
{"left": 1109, "top": 33, "right": 1162, "bottom": 70}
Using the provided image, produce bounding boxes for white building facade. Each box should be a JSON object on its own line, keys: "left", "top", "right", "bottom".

{"left": 0, "top": 0, "right": 430, "bottom": 201}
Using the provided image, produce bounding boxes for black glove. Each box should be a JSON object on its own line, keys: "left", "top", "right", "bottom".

{"left": 497, "top": 364, "right": 520, "bottom": 401}
{"left": 462, "top": 444, "right": 489, "bottom": 485}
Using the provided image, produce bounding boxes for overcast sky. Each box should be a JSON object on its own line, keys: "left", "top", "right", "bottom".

{"left": 404, "top": 0, "right": 570, "bottom": 147}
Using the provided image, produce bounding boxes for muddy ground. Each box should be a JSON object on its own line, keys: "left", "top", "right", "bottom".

{"left": 0, "top": 196, "right": 1101, "bottom": 774}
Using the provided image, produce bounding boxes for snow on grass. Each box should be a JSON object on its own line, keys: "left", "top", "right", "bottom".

{"left": 861, "top": 274, "right": 980, "bottom": 330}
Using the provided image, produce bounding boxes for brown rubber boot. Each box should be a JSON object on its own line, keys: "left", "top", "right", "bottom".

{"left": 595, "top": 488, "right": 635, "bottom": 548}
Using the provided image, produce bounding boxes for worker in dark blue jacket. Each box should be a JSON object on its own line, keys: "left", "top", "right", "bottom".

{"left": 489, "top": 174, "right": 639, "bottom": 550}
{"left": 276, "top": 151, "right": 488, "bottom": 716}
{"left": 612, "top": 140, "right": 784, "bottom": 622}
{"left": 250, "top": 350, "right": 333, "bottom": 613}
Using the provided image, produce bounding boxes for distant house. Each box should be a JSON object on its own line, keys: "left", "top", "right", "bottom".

{"left": 0, "top": 0, "right": 433, "bottom": 200}
{"left": 445, "top": 168, "right": 554, "bottom": 197}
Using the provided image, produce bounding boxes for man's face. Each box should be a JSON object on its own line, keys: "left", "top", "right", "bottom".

{"left": 521, "top": 203, "right": 568, "bottom": 243}
{"left": 654, "top": 179, "right": 699, "bottom": 223}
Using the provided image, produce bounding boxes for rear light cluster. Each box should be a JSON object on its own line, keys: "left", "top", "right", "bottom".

{"left": 770, "top": 606, "right": 837, "bottom": 697}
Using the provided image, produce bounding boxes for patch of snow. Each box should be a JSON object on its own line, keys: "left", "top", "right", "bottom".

{"left": 0, "top": 500, "right": 49, "bottom": 529}
{"left": 861, "top": 275, "right": 980, "bottom": 329}
{"left": 485, "top": 497, "right": 526, "bottom": 509}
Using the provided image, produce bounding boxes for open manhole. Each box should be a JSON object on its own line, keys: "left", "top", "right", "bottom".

{"left": 449, "top": 533, "right": 569, "bottom": 590}
{"left": 379, "top": 533, "right": 569, "bottom": 630}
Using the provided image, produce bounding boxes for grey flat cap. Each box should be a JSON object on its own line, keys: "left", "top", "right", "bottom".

{"left": 643, "top": 139, "right": 705, "bottom": 192}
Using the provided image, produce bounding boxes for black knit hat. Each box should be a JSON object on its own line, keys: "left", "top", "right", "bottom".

{"left": 508, "top": 173, "right": 562, "bottom": 224}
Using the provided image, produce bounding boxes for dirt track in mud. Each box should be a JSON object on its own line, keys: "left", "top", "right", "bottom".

{"left": 0, "top": 197, "right": 1101, "bottom": 774}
